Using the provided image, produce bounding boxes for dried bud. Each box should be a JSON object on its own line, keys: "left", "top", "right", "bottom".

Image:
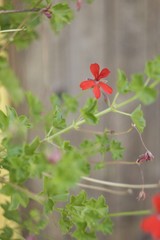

{"left": 137, "top": 190, "right": 146, "bottom": 201}
{"left": 136, "top": 150, "right": 154, "bottom": 164}
{"left": 41, "top": 5, "right": 52, "bottom": 19}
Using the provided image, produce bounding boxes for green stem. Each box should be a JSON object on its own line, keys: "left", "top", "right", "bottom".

{"left": 116, "top": 95, "right": 138, "bottom": 108}
{"left": 43, "top": 94, "right": 135, "bottom": 142}
{"left": 82, "top": 176, "right": 160, "bottom": 189}
{"left": 113, "top": 109, "right": 131, "bottom": 117}
{"left": 0, "top": 177, "right": 44, "bottom": 204}
{"left": 109, "top": 209, "right": 151, "bottom": 218}
{"left": 0, "top": 8, "right": 41, "bottom": 14}
{"left": 0, "top": 28, "right": 25, "bottom": 33}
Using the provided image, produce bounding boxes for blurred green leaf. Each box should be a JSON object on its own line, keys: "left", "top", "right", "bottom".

{"left": 109, "top": 139, "right": 124, "bottom": 160}
{"left": 0, "top": 58, "right": 24, "bottom": 104}
{"left": 0, "top": 226, "right": 13, "bottom": 240}
{"left": 81, "top": 98, "right": 99, "bottom": 124}
{"left": 24, "top": 137, "right": 40, "bottom": 155}
{"left": 131, "top": 105, "right": 146, "bottom": 133}
{"left": 129, "top": 74, "right": 144, "bottom": 92}
{"left": 26, "top": 91, "right": 43, "bottom": 120}
{"left": 52, "top": 106, "right": 67, "bottom": 129}
{"left": 51, "top": 3, "right": 74, "bottom": 32}
{"left": 0, "top": 110, "right": 8, "bottom": 130}
{"left": 145, "top": 55, "right": 160, "bottom": 81}
{"left": 138, "top": 87, "right": 157, "bottom": 105}
{"left": 59, "top": 191, "right": 113, "bottom": 239}
{"left": 117, "top": 69, "right": 129, "bottom": 93}
{"left": 62, "top": 93, "right": 79, "bottom": 113}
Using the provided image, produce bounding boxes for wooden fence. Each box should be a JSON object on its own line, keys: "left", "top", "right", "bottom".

{"left": 9, "top": 0, "right": 160, "bottom": 239}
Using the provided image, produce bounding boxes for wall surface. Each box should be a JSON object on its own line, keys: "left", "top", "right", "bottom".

{"left": 9, "top": 1, "right": 160, "bottom": 239}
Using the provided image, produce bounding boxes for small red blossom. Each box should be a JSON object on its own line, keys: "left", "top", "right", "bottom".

{"left": 141, "top": 193, "right": 160, "bottom": 240}
{"left": 80, "top": 63, "right": 113, "bottom": 99}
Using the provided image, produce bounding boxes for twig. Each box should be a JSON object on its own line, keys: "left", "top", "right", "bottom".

{"left": 78, "top": 183, "right": 132, "bottom": 195}
{"left": 0, "top": 8, "right": 41, "bottom": 14}
{"left": 82, "top": 176, "right": 160, "bottom": 189}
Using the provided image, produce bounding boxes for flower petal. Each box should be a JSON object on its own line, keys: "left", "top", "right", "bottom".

{"left": 141, "top": 215, "right": 160, "bottom": 239}
{"left": 93, "top": 85, "right": 101, "bottom": 99}
{"left": 80, "top": 80, "right": 95, "bottom": 90}
{"left": 99, "top": 82, "right": 113, "bottom": 94}
{"left": 90, "top": 63, "right": 100, "bottom": 79}
{"left": 98, "top": 68, "right": 110, "bottom": 80}
{"left": 152, "top": 194, "right": 160, "bottom": 213}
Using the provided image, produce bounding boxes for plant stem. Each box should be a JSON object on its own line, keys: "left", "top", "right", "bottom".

{"left": 112, "top": 109, "right": 131, "bottom": 117}
{"left": 0, "top": 177, "right": 44, "bottom": 204}
{"left": 78, "top": 183, "right": 131, "bottom": 195}
{"left": 109, "top": 209, "right": 151, "bottom": 218}
{"left": 0, "top": 0, "right": 43, "bottom": 53}
{"left": 0, "top": 8, "right": 41, "bottom": 14}
{"left": 43, "top": 94, "right": 137, "bottom": 142}
{"left": 82, "top": 176, "right": 160, "bottom": 189}
{"left": 0, "top": 29, "right": 25, "bottom": 33}
{"left": 116, "top": 95, "right": 138, "bottom": 108}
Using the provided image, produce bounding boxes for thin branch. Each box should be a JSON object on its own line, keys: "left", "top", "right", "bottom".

{"left": 0, "top": 0, "right": 43, "bottom": 53}
{"left": 78, "top": 183, "right": 132, "bottom": 195}
{"left": 0, "top": 28, "right": 25, "bottom": 33}
{"left": 109, "top": 209, "right": 151, "bottom": 218}
{"left": 82, "top": 176, "right": 160, "bottom": 189}
{"left": 0, "top": 8, "right": 41, "bottom": 14}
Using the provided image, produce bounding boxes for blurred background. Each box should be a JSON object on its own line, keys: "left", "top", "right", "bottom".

{"left": 8, "top": 0, "right": 160, "bottom": 239}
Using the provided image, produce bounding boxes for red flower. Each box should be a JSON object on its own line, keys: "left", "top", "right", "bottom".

{"left": 80, "top": 63, "right": 113, "bottom": 99}
{"left": 141, "top": 193, "right": 160, "bottom": 240}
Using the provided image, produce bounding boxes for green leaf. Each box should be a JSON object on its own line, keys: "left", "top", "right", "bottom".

{"left": 0, "top": 110, "right": 8, "bottom": 130}
{"left": 0, "top": 226, "right": 13, "bottom": 240}
{"left": 0, "top": 58, "right": 23, "bottom": 104}
{"left": 145, "top": 55, "right": 160, "bottom": 81}
{"left": 131, "top": 105, "right": 146, "bottom": 133}
{"left": 129, "top": 74, "right": 144, "bottom": 93}
{"left": 9, "top": 191, "right": 29, "bottom": 210}
{"left": 0, "top": 184, "right": 29, "bottom": 210}
{"left": 62, "top": 93, "right": 79, "bottom": 113}
{"left": 94, "top": 161, "right": 106, "bottom": 170}
{"left": 52, "top": 106, "right": 67, "bottom": 129}
{"left": 1, "top": 202, "right": 21, "bottom": 223}
{"left": 109, "top": 139, "right": 124, "bottom": 160}
{"left": 44, "top": 199, "right": 55, "bottom": 214}
{"left": 138, "top": 87, "right": 157, "bottom": 105}
{"left": 24, "top": 137, "right": 40, "bottom": 155}
{"left": 117, "top": 69, "right": 129, "bottom": 93}
{"left": 43, "top": 150, "right": 90, "bottom": 196}
{"left": 26, "top": 91, "right": 43, "bottom": 120}
{"left": 51, "top": 3, "right": 74, "bottom": 32}
{"left": 95, "top": 133, "right": 109, "bottom": 154}
{"left": 81, "top": 98, "right": 99, "bottom": 124}
{"left": 59, "top": 191, "right": 113, "bottom": 239}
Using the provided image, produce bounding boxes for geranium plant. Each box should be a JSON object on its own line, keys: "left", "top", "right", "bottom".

{"left": 0, "top": 1, "right": 160, "bottom": 240}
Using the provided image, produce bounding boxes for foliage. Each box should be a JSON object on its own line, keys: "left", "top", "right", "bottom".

{"left": 0, "top": 1, "right": 160, "bottom": 240}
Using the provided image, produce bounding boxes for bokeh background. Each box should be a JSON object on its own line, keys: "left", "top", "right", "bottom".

{"left": 8, "top": 0, "right": 160, "bottom": 239}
